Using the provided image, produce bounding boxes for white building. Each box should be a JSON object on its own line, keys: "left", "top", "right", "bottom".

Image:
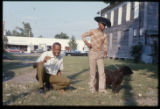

{"left": 6, "top": 36, "right": 87, "bottom": 53}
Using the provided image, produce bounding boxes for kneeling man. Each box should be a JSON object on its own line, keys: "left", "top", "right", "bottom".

{"left": 33, "top": 42, "right": 70, "bottom": 94}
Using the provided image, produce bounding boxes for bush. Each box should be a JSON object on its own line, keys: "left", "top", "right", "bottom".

{"left": 130, "top": 43, "right": 143, "bottom": 63}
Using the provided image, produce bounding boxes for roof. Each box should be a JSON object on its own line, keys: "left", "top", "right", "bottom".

{"left": 97, "top": 2, "right": 123, "bottom": 14}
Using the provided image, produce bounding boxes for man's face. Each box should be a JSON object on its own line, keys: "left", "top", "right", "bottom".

{"left": 98, "top": 22, "right": 105, "bottom": 30}
{"left": 52, "top": 44, "right": 61, "bottom": 57}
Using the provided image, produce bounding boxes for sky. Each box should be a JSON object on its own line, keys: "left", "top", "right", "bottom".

{"left": 3, "top": 1, "right": 108, "bottom": 40}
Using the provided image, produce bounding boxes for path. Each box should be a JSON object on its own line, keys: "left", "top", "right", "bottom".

{"left": 6, "top": 70, "right": 37, "bottom": 84}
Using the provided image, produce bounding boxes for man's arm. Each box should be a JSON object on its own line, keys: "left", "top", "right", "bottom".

{"left": 33, "top": 56, "right": 52, "bottom": 68}
{"left": 82, "top": 30, "right": 93, "bottom": 48}
{"left": 103, "top": 34, "right": 108, "bottom": 57}
{"left": 57, "top": 58, "right": 63, "bottom": 76}
{"left": 57, "top": 70, "right": 61, "bottom": 76}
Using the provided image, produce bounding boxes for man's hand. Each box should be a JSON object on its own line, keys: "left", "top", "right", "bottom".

{"left": 84, "top": 40, "right": 92, "bottom": 49}
{"left": 57, "top": 70, "right": 61, "bottom": 77}
{"left": 33, "top": 63, "right": 37, "bottom": 68}
{"left": 43, "top": 56, "right": 52, "bottom": 63}
{"left": 33, "top": 61, "right": 44, "bottom": 68}
{"left": 33, "top": 56, "right": 52, "bottom": 68}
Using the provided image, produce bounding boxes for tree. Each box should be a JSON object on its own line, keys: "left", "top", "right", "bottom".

{"left": 6, "top": 30, "right": 12, "bottom": 36}
{"left": 5, "top": 22, "right": 34, "bottom": 37}
{"left": 68, "top": 36, "right": 77, "bottom": 51}
{"left": 23, "top": 22, "right": 33, "bottom": 37}
{"left": 16, "top": 26, "right": 25, "bottom": 36}
{"left": 54, "top": 32, "right": 69, "bottom": 39}
{"left": 16, "top": 22, "right": 34, "bottom": 37}
{"left": 12, "top": 29, "right": 20, "bottom": 36}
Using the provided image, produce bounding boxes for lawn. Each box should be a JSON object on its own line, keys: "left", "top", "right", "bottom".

{"left": 2, "top": 53, "right": 158, "bottom": 106}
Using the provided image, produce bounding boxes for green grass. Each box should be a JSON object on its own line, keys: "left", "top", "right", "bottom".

{"left": 3, "top": 55, "right": 158, "bottom": 106}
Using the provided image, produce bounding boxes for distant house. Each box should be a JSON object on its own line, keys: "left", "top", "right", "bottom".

{"left": 5, "top": 36, "right": 86, "bottom": 53}
{"left": 98, "top": 2, "right": 159, "bottom": 63}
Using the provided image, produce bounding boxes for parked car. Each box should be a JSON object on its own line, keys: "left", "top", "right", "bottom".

{"left": 66, "top": 50, "right": 88, "bottom": 56}
{"left": 5, "top": 48, "right": 24, "bottom": 53}
{"left": 60, "top": 50, "right": 66, "bottom": 56}
{"left": 31, "top": 49, "right": 43, "bottom": 53}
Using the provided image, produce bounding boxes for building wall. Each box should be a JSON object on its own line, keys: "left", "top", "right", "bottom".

{"left": 141, "top": 2, "right": 159, "bottom": 63}
{"left": 100, "top": 2, "right": 159, "bottom": 63}
{"left": 146, "top": 2, "right": 159, "bottom": 31}
{"left": 102, "top": 2, "right": 137, "bottom": 59}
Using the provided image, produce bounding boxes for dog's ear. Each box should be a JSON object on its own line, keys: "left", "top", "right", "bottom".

{"left": 124, "top": 66, "right": 133, "bottom": 75}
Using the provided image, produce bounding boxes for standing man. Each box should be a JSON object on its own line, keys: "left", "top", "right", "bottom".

{"left": 33, "top": 42, "right": 70, "bottom": 94}
{"left": 82, "top": 17, "right": 111, "bottom": 93}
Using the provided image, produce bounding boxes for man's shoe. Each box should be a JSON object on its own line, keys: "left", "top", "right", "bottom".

{"left": 45, "top": 84, "right": 53, "bottom": 91}
{"left": 90, "top": 89, "right": 96, "bottom": 93}
{"left": 39, "top": 87, "right": 45, "bottom": 94}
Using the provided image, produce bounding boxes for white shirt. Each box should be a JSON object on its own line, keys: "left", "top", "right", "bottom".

{"left": 36, "top": 51, "right": 63, "bottom": 75}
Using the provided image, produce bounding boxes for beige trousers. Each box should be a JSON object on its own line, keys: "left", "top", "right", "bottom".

{"left": 36, "top": 63, "right": 70, "bottom": 90}
{"left": 88, "top": 50, "right": 106, "bottom": 92}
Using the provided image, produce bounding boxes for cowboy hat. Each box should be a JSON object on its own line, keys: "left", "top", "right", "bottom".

{"left": 94, "top": 16, "right": 111, "bottom": 28}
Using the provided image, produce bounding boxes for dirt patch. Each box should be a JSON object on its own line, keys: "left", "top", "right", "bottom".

{"left": 6, "top": 70, "right": 37, "bottom": 84}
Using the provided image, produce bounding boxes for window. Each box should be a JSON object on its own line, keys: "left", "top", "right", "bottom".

{"left": 126, "top": 2, "right": 131, "bottom": 21}
{"left": 128, "top": 28, "right": 133, "bottom": 47}
{"left": 117, "top": 31, "right": 122, "bottom": 46}
{"left": 118, "top": 7, "right": 122, "bottom": 25}
{"left": 105, "top": 14, "right": 107, "bottom": 18}
{"left": 140, "top": 28, "right": 144, "bottom": 36}
{"left": 133, "top": 29, "right": 137, "bottom": 37}
{"left": 111, "top": 10, "right": 114, "bottom": 26}
{"left": 134, "top": 2, "right": 139, "bottom": 19}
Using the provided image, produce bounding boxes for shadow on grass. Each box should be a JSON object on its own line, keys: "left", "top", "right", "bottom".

{"left": 67, "top": 69, "right": 88, "bottom": 80}
{"left": 3, "top": 52, "right": 38, "bottom": 73}
{"left": 3, "top": 87, "right": 40, "bottom": 105}
{"left": 3, "top": 92, "right": 29, "bottom": 105}
{"left": 68, "top": 69, "right": 88, "bottom": 85}
{"left": 3, "top": 52, "right": 38, "bottom": 82}
{"left": 3, "top": 61, "right": 35, "bottom": 82}
{"left": 3, "top": 71, "right": 15, "bottom": 82}
{"left": 122, "top": 76, "right": 138, "bottom": 106}
{"left": 3, "top": 61, "right": 35, "bottom": 71}
{"left": 70, "top": 80, "right": 82, "bottom": 84}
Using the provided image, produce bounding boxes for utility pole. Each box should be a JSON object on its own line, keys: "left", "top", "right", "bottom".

{"left": 3, "top": 21, "right": 5, "bottom": 39}
{"left": 3, "top": 21, "right": 8, "bottom": 49}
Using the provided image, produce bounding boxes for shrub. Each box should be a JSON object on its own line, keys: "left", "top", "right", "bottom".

{"left": 130, "top": 43, "right": 143, "bottom": 63}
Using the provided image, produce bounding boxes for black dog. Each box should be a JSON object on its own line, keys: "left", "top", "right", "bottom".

{"left": 96, "top": 66, "right": 133, "bottom": 93}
